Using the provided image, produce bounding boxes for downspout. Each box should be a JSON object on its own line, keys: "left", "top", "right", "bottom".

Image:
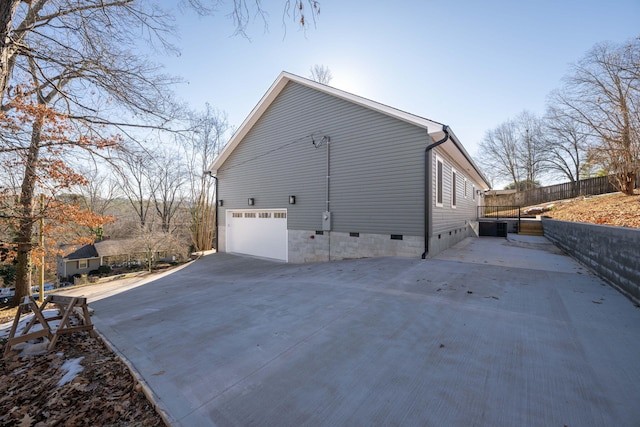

{"left": 212, "top": 175, "right": 219, "bottom": 251}
{"left": 325, "top": 136, "right": 331, "bottom": 261}
{"left": 326, "top": 136, "right": 331, "bottom": 213}
{"left": 421, "top": 125, "right": 450, "bottom": 259}
{"left": 206, "top": 172, "right": 219, "bottom": 251}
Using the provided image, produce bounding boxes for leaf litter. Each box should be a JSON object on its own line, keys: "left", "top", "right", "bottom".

{"left": 1, "top": 313, "right": 165, "bottom": 426}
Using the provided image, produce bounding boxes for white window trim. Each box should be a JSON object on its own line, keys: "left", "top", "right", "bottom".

{"left": 78, "top": 259, "right": 88, "bottom": 269}
{"left": 464, "top": 177, "right": 468, "bottom": 198}
{"left": 435, "top": 155, "right": 444, "bottom": 207}
{"left": 473, "top": 184, "right": 476, "bottom": 201}
{"left": 451, "top": 167, "right": 457, "bottom": 209}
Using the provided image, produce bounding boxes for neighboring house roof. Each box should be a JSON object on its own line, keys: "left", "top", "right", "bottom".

{"left": 94, "top": 239, "right": 137, "bottom": 258}
{"left": 62, "top": 239, "right": 139, "bottom": 261}
{"left": 210, "top": 71, "right": 490, "bottom": 189}
{"left": 64, "top": 244, "right": 99, "bottom": 260}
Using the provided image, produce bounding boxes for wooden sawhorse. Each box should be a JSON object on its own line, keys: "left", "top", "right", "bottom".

{"left": 4, "top": 294, "right": 95, "bottom": 357}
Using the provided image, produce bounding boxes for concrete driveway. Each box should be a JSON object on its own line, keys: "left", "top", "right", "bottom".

{"left": 90, "top": 235, "right": 640, "bottom": 426}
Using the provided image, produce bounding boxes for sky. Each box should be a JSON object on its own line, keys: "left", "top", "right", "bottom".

{"left": 153, "top": 0, "right": 639, "bottom": 162}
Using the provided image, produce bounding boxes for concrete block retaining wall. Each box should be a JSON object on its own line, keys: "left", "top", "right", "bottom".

{"left": 542, "top": 218, "right": 640, "bottom": 304}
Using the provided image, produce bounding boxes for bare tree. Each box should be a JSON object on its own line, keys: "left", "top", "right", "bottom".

{"left": 309, "top": 64, "right": 332, "bottom": 85}
{"left": 182, "top": 104, "right": 229, "bottom": 251}
{"left": 0, "top": 0, "right": 20, "bottom": 104}
{"left": 0, "top": 1, "right": 181, "bottom": 304}
{"left": 1, "top": 99, "right": 116, "bottom": 303}
{"left": 0, "top": 0, "right": 319, "bottom": 303}
{"left": 476, "top": 120, "right": 522, "bottom": 190}
{"left": 515, "top": 111, "right": 548, "bottom": 191}
{"left": 0, "top": 1, "right": 321, "bottom": 104}
{"left": 130, "top": 222, "right": 188, "bottom": 272}
{"left": 542, "top": 105, "right": 591, "bottom": 187}
{"left": 151, "top": 150, "right": 187, "bottom": 233}
{"left": 113, "top": 150, "right": 156, "bottom": 230}
{"left": 0, "top": 0, "right": 320, "bottom": 304}
{"left": 476, "top": 111, "right": 549, "bottom": 190}
{"left": 75, "top": 167, "right": 118, "bottom": 217}
{"left": 554, "top": 38, "right": 640, "bottom": 195}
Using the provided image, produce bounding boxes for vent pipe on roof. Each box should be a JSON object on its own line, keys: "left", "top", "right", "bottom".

{"left": 422, "top": 125, "right": 450, "bottom": 259}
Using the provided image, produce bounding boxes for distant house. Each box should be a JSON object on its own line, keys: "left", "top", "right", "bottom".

{"left": 57, "top": 239, "right": 168, "bottom": 279}
{"left": 209, "top": 72, "right": 490, "bottom": 262}
{"left": 57, "top": 243, "right": 101, "bottom": 278}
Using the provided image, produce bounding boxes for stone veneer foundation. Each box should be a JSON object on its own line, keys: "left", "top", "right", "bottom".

{"left": 287, "top": 230, "right": 424, "bottom": 263}
{"left": 219, "top": 223, "right": 479, "bottom": 263}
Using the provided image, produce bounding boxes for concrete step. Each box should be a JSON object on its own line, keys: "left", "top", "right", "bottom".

{"left": 519, "top": 222, "right": 544, "bottom": 236}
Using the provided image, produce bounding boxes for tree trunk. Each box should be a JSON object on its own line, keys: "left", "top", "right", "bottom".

{"left": 614, "top": 172, "right": 636, "bottom": 195}
{"left": 191, "top": 186, "right": 215, "bottom": 252}
{"left": 12, "top": 114, "right": 43, "bottom": 305}
{"left": 0, "top": 0, "right": 20, "bottom": 105}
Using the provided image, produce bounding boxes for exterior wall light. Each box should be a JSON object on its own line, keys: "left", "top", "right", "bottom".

{"left": 218, "top": 200, "right": 224, "bottom": 207}
{"left": 248, "top": 198, "right": 254, "bottom": 206}
{"left": 289, "top": 195, "right": 296, "bottom": 204}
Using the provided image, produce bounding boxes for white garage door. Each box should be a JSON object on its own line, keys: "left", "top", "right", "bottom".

{"left": 226, "top": 210, "right": 288, "bottom": 261}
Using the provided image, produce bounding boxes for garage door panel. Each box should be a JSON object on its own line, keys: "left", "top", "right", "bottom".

{"left": 227, "top": 210, "right": 287, "bottom": 261}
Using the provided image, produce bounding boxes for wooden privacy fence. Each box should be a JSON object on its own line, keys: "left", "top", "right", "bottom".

{"left": 484, "top": 173, "right": 640, "bottom": 207}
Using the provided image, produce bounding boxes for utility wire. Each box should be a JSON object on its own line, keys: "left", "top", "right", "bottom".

{"left": 216, "top": 131, "right": 324, "bottom": 173}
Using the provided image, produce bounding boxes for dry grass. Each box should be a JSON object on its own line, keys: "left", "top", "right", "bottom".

{"left": 532, "top": 190, "right": 640, "bottom": 228}
{"left": 0, "top": 305, "right": 19, "bottom": 325}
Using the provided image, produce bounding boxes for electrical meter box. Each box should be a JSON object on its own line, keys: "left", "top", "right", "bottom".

{"left": 322, "top": 211, "right": 331, "bottom": 231}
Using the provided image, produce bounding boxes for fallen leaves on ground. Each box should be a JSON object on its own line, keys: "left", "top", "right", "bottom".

{"left": 0, "top": 332, "right": 164, "bottom": 426}
{"left": 532, "top": 190, "right": 640, "bottom": 228}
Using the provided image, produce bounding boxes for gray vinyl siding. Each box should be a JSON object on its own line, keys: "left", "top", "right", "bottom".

{"left": 431, "top": 146, "right": 482, "bottom": 235}
{"left": 217, "top": 81, "right": 429, "bottom": 236}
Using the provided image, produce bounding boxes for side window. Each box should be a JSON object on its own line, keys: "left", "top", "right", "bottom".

{"left": 79, "top": 259, "right": 87, "bottom": 269}
{"left": 452, "top": 168, "right": 457, "bottom": 208}
{"left": 473, "top": 184, "right": 476, "bottom": 201}
{"left": 464, "top": 178, "right": 468, "bottom": 198}
{"left": 436, "top": 157, "right": 443, "bottom": 207}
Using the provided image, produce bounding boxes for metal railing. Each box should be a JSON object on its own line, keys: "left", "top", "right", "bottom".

{"left": 477, "top": 205, "right": 524, "bottom": 233}
{"left": 478, "top": 205, "right": 521, "bottom": 220}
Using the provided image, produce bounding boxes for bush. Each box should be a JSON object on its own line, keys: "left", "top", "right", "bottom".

{"left": 0, "top": 265, "right": 16, "bottom": 287}
{"left": 97, "top": 265, "right": 111, "bottom": 274}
